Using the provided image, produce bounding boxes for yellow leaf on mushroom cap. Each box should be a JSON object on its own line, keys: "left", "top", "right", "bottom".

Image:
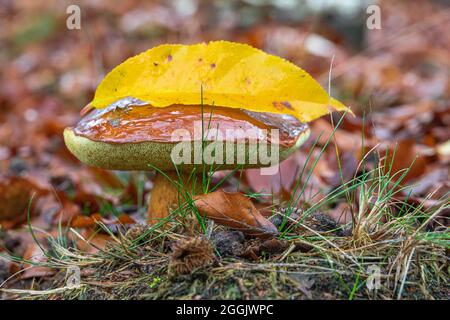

{"left": 90, "top": 41, "right": 349, "bottom": 122}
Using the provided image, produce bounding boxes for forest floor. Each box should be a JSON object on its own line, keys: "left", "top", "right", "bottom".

{"left": 0, "top": 0, "right": 449, "bottom": 300}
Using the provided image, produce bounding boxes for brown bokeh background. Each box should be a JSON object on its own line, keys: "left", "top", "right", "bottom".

{"left": 0, "top": 0, "right": 448, "bottom": 237}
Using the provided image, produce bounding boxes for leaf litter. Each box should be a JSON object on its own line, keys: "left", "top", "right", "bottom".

{"left": 0, "top": 0, "right": 449, "bottom": 300}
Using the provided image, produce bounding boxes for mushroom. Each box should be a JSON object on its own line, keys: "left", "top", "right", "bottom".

{"left": 64, "top": 41, "right": 349, "bottom": 224}
{"left": 64, "top": 99, "right": 310, "bottom": 223}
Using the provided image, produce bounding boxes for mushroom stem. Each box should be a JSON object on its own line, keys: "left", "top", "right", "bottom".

{"left": 148, "top": 171, "right": 202, "bottom": 224}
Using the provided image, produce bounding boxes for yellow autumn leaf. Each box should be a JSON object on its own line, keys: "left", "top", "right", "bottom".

{"left": 90, "top": 41, "right": 349, "bottom": 122}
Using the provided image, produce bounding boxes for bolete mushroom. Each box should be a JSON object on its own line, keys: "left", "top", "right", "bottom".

{"left": 64, "top": 100, "right": 310, "bottom": 222}
{"left": 63, "top": 41, "right": 349, "bottom": 224}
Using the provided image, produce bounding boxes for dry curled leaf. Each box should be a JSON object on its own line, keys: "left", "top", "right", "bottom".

{"left": 90, "top": 41, "right": 348, "bottom": 122}
{"left": 381, "top": 139, "right": 428, "bottom": 183}
{"left": 75, "top": 230, "right": 111, "bottom": 254}
{"left": 20, "top": 243, "right": 54, "bottom": 280}
{"left": 69, "top": 212, "right": 135, "bottom": 228}
{"left": 168, "top": 237, "right": 215, "bottom": 276}
{"left": 194, "top": 190, "right": 278, "bottom": 238}
{"left": 0, "top": 176, "right": 46, "bottom": 228}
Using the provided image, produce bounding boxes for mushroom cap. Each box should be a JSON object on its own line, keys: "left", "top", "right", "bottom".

{"left": 64, "top": 104, "right": 310, "bottom": 171}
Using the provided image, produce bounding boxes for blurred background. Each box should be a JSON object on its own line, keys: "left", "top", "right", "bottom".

{"left": 0, "top": 0, "right": 449, "bottom": 244}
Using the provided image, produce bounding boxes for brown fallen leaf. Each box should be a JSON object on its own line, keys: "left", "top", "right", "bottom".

{"left": 20, "top": 243, "right": 54, "bottom": 280}
{"left": 70, "top": 213, "right": 135, "bottom": 228}
{"left": 311, "top": 118, "right": 369, "bottom": 153}
{"left": 193, "top": 190, "right": 278, "bottom": 238}
{"left": 0, "top": 176, "right": 47, "bottom": 228}
{"left": 381, "top": 139, "right": 428, "bottom": 183}
{"left": 70, "top": 214, "right": 103, "bottom": 228}
{"left": 76, "top": 230, "right": 111, "bottom": 254}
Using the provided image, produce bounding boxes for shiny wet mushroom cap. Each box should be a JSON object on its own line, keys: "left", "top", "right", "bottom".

{"left": 64, "top": 103, "right": 310, "bottom": 222}
{"left": 64, "top": 104, "right": 310, "bottom": 171}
